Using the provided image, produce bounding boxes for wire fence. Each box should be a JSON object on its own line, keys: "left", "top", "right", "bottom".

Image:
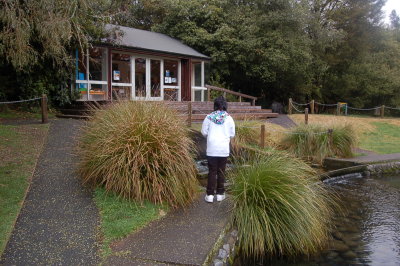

{"left": 0, "top": 97, "right": 43, "bottom": 105}
{"left": 0, "top": 95, "right": 48, "bottom": 123}
{"left": 188, "top": 104, "right": 330, "bottom": 138}
{"left": 289, "top": 99, "right": 400, "bottom": 118}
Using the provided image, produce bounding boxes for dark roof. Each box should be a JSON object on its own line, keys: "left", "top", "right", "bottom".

{"left": 104, "top": 24, "right": 210, "bottom": 60}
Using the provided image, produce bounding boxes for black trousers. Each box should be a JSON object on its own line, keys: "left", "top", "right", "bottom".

{"left": 207, "top": 156, "right": 227, "bottom": 196}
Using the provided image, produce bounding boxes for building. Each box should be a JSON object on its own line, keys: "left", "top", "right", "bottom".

{"left": 75, "top": 24, "right": 210, "bottom": 102}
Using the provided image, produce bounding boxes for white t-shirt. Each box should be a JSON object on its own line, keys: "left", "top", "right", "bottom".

{"left": 201, "top": 111, "right": 235, "bottom": 157}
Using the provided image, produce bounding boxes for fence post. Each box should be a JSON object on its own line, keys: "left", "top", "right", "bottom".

{"left": 336, "top": 103, "right": 341, "bottom": 116}
{"left": 328, "top": 129, "right": 333, "bottom": 146}
{"left": 310, "top": 100, "right": 315, "bottom": 114}
{"left": 207, "top": 88, "right": 211, "bottom": 102}
{"left": 239, "top": 96, "right": 242, "bottom": 102}
{"left": 305, "top": 108, "right": 309, "bottom": 125}
{"left": 260, "top": 124, "right": 265, "bottom": 149}
{"left": 381, "top": 105, "right": 385, "bottom": 118}
{"left": 288, "top": 98, "right": 292, "bottom": 115}
{"left": 188, "top": 101, "right": 192, "bottom": 127}
{"left": 252, "top": 98, "right": 256, "bottom": 106}
{"left": 41, "top": 94, "right": 48, "bottom": 124}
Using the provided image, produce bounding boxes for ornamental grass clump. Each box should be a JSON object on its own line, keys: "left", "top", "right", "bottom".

{"left": 231, "top": 120, "right": 260, "bottom": 154}
{"left": 77, "top": 101, "right": 198, "bottom": 208}
{"left": 281, "top": 123, "right": 357, "bottom": 164}
{"left": 230, "top": 153, "right": 335, "bottom": 258}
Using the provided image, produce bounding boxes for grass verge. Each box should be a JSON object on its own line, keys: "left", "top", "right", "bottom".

{"left": 94, "top": 187, "right": 167, "bottom": 258}
{"left": 0, "top": 122, "right": 49, "bottom": 255}
{"left": 359, "top": 122, "right": 400, "bottom": 154}
{"left": 289, "top": 114, "right": 400, "bottom": 154}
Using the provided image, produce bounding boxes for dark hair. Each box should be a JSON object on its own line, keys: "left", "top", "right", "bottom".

{"left": 214, "top": 96, "right": 227, "bottom": 111}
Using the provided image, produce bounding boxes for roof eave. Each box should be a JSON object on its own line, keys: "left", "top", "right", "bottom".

{"left": 96, "top": 41, "right": 211, "bottom": 61}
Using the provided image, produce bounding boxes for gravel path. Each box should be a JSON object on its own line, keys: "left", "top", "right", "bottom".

{"left": 1, "top": 119, "right": 99, "bottom": 265}
{"left": 266, "top": 114, "right": 296, "bottom": 128}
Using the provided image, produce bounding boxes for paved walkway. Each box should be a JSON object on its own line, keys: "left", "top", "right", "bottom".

{"left": 106, "top": 195, "right": 230, "bottom": 265}
{"left": 0, "top": 119, "right": 99, "bottom": 265}
{"left": 266, "top": 114, "right": 297, "bottom": 128}
{"left": 327, "top": 153, "right": 400, "bottom": 165}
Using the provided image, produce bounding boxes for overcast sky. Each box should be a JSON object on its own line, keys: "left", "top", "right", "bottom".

{"left": 383, "top": 0, "right": 400, "bottom": 24}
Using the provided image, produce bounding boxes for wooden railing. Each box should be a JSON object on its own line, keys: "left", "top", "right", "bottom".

{"left": 205, "top": 85, "right": 257, "bottom": 106}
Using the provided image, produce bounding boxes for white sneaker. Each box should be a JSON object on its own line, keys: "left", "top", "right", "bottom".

{"left": 205, "top": 195, "right": 214, "bottom": 203}
{"left": 216, "top": 194, "right": 226, "bottom": 202}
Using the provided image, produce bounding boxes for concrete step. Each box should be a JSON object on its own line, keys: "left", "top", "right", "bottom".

{"left": 57, "top": 109, "right": 96, "bottom": 116}
{"left": 165, "top": 101, "right": 253, "bottom": 107}
{"left": 55, "top": 114, "right": 91, "bottom": 120}
{"left": 181, "top": 112, "right": 279, "bottom": 121}
{"left": 191, "top": 108, "right": 271, "bottom": 114}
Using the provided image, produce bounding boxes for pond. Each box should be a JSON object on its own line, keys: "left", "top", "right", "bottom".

{"left": 318, "top": 174, "right": 400, "bottom": 265}
{"left": 255, "top": 174, "right": 400, "bottom": 265}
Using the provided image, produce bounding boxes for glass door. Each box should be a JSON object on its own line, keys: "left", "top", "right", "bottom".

{"left": 163, "top": 60, "right": 180, "bottom": 101}
{"left": 150, "top": 59, "right": 162, "bottom": 100}
{"left": 133, "top": 58, "right": 162, "bottom": 100}
{"left": 134, "top": 58, "right": 147, "bottom": 99}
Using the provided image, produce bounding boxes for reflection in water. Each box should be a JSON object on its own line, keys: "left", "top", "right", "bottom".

{"left": 236, "top": 175, "right": 400, "bottom": 265}
{"left": 359, "top": 176, "right": 400, "bottom": 265}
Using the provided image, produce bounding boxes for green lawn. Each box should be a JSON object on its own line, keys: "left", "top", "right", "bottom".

{"left": 360, "top": 122, "right": 400, "bottom": 154}
{"left": 0, "top": 123, "right": 49, "bottom": 255}
{"left": 94, "top": 188, "right": 167, "bottom": 258}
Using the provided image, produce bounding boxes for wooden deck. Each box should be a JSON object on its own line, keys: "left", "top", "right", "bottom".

{"left": 56, "top": 101, "right": 278, "bottom": 121}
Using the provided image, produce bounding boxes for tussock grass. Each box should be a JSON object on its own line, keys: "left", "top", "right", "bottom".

{"left": 77, "top": 101, "right": 198, "bottom": 208}
{"left": 281, "top": 123, "right": 357, "bottom": 164}
{"left": 230, "top": 153, "right": 335, "bottom": 258}
{"left": 232, "top": 120, "right": 260, "bottom": 153}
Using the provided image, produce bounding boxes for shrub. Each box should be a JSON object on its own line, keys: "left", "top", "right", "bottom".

{"left": 230, "top": 153, "right": 335, "bottom": 258}
{"left": 77, "top": 101, "right": 199, "bottom": 208}
{"left": 280, "top": 123, "right": 357, "bottom": 164}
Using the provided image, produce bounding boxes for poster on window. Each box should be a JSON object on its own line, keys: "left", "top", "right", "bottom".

{"left": 164, "top": 77, "right": 172, "bottom": 84}
{"left": 113, "top": 70, "right": 120, "bottom": 81}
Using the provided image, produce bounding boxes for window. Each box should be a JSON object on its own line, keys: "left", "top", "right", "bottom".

{"left": 164, "top": 60, "right": 179, "bottom": 86}
{"left": 112, "top": 53, "right": 131, "bottom": 83}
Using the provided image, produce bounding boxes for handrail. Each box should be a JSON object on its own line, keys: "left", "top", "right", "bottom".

{"left": 205, "top": 85, "right": 257, "bottom": 106}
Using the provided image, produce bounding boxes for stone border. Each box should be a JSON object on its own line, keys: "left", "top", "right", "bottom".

{"left": 205, "top": 226, "right": 238, "bottom": 266}
{"left": 364, "top": 161, "right": 400, "bottom": 176}
{"left": 321, "top": 161, "right": 400, "bottom": 180}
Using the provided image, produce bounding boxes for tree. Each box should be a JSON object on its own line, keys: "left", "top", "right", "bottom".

{"left": 0, "top": 0, "right": 124, "bottom": 103}
{"left": 390, "top": 10, "right": 400, "bottom": 29}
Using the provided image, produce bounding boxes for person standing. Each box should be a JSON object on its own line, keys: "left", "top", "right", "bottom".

{"left": 201, "top": 96, "right": 235, "bottom": 203}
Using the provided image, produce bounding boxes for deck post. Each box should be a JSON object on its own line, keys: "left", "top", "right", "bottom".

{"left": 288, "top": 98, "right": 292, "bottom": 115}
{"left": 260, "top": 124, "right": 265, "bottom": 149}
{"left": 305, "top": 108, "right": 309, "bottom": 125}
{"left": 252, "top": 98, "right": 255, "bottom": 106}
{"left": 311, "top": 100, "right": 315, "bottom": 114}
{"left": 188, "top": 101, "right": 192, "bottom": 127}
{"left": 239, "top": 96, "right": 242, "bottom": 102}
{"left": 41, "top": 94, "right": 48, "bottom": 124}
{"left": 207, "top": 88, "right": 211, "bottom": 102}
{"left": 381, "top": 105, "right": 385, "bottom": 118}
